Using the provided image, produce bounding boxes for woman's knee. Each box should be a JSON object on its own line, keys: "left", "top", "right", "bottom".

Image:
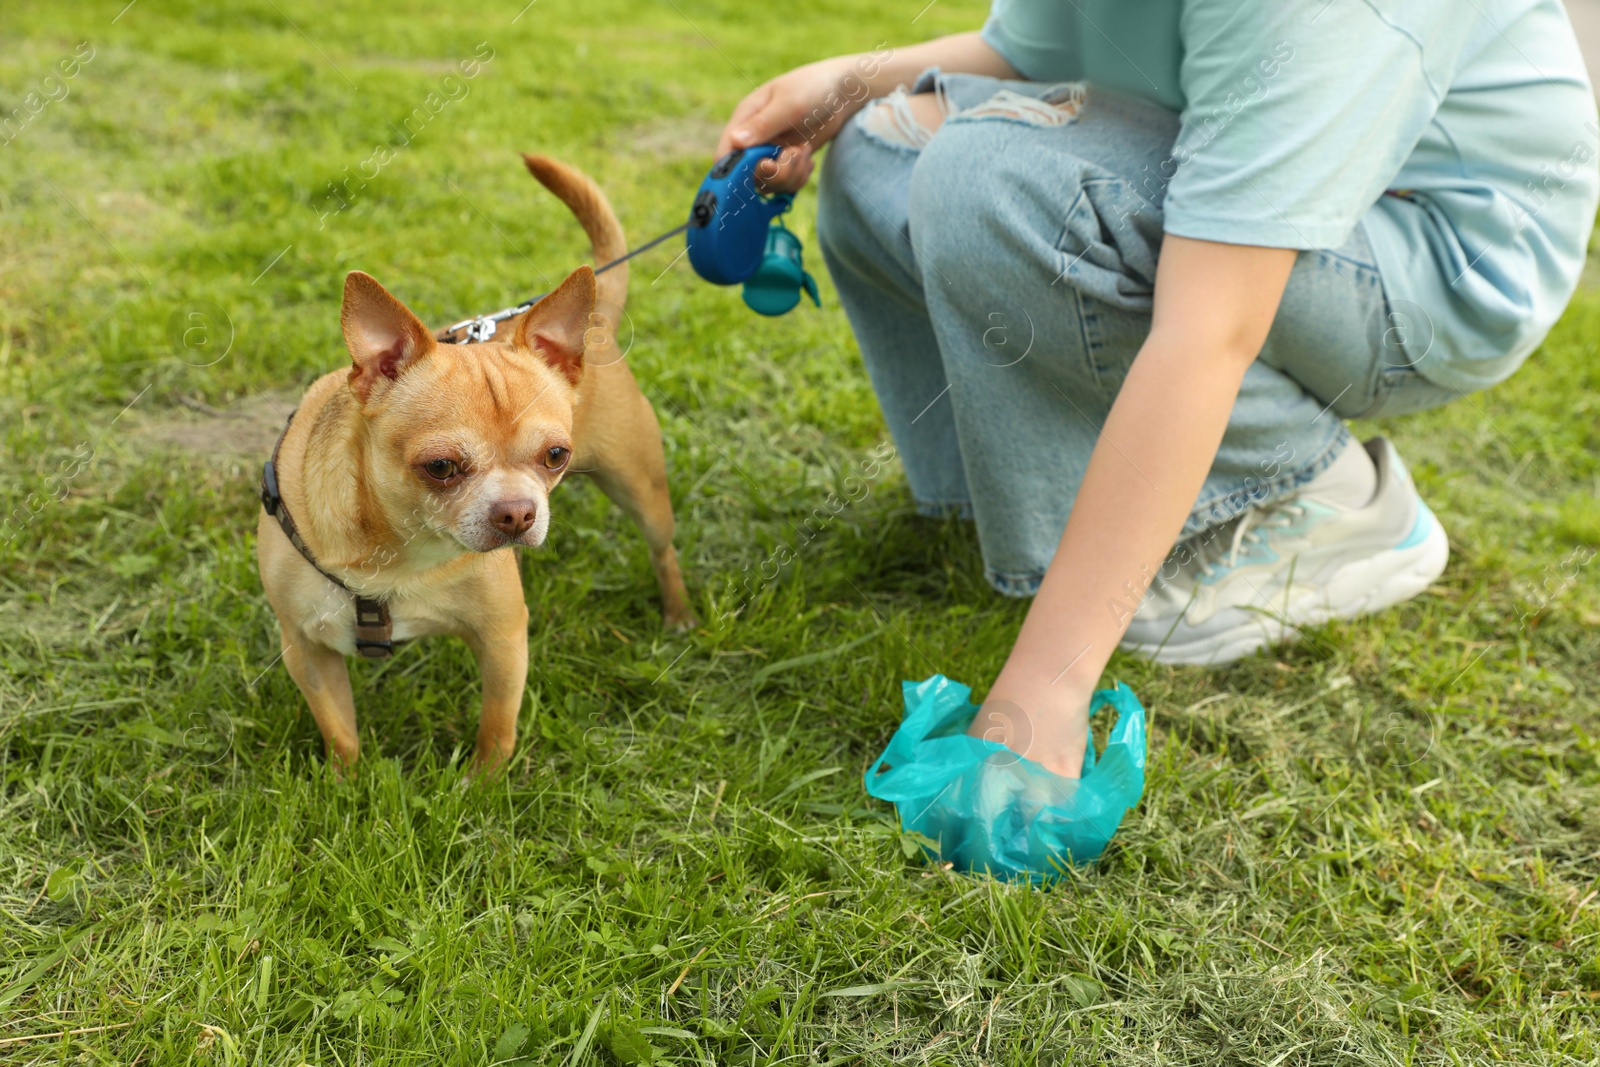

{"left": 828, "top": 82, "right": 1085, "bottom": 261}
{"left": 905, "top": 123, "right": 1022, "bottom": 267}
{"left": 907, "top": 119, "right": 1099, "bottom": 291}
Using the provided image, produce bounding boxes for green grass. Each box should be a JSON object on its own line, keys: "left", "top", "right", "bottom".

{"left": 3, "top": 1, "right": 1599, "bottom": 1063}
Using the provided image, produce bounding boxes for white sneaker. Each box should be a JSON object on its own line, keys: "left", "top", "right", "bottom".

{"left": 1120, "top": 438, "right": 1449, "bottom": 665}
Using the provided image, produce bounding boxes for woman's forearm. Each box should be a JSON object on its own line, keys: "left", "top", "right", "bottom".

{"left": 855, "top": 32, "right": 1017, "bottom": 99}
{"left": 717, "top": 32, "right": 1016, "bottom": 190}
{"left": 1007, "top": 335, "right": 1251, "bottom": 694}
{"left": 977, "top": 238, "right": 1299, "bottom": 777}
{"left": 973, "top": 335, "right": 1252, "bottom": 777}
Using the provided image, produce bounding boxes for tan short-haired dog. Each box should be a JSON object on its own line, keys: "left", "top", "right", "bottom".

{"left": 257, "top": 157, "right": 694, "bottom": 772}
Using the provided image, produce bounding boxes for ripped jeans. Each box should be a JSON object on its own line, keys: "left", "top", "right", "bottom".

{"left": 816, "top": 71, "right": 1462, "bottom": 596}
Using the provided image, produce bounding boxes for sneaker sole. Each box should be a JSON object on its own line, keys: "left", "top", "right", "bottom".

{"left": 1123, "top": 501, "right": 1450, "bottom": 666}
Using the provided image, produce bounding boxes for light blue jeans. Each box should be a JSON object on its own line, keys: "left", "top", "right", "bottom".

{"left": 816, "top": 72, "right": 1463, "bottom": 596}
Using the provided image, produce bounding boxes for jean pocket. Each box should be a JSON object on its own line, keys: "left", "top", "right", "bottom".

{"left": 1053, "top": 177, "right": 1160, "bottom": 309}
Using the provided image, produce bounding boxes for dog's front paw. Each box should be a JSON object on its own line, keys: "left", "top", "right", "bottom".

{"left": 468, "top": 746, "right": 513, "bottom": 778}
{"left": 664, "top": 606, "right": 699, "bottom": 632}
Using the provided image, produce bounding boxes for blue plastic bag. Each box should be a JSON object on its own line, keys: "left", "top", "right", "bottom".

{"left": 863, "top": 674, "right": 1147, "bottom": 882}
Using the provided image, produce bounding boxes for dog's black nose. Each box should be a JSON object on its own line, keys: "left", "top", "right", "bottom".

{"left": 489, "top": 499, "right": 537, "bottom": 538}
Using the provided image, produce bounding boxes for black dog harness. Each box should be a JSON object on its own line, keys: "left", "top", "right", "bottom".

{"left": 260, "top": 411, "right": 394, "bottom": 659}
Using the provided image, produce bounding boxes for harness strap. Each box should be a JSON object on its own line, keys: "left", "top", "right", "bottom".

{"left": 260, "top": 410, "right": 394, "bottom": 659}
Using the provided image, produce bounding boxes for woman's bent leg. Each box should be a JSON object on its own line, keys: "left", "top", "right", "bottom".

{"left": 817, "top": 102, "right": 971, "bottom": 515}
{"left": 906, "top": 81, "right": 1350, "bottom": 595}
{"left": 825, "top": 76, "right": 1456, "bottom": 662}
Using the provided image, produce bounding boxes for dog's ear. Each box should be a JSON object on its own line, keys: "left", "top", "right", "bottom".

{"left": 342, "top": 271, "right": 434, "bottom": 403}
{"left": 513, "top": 266, "right": 595, "bottom": 386}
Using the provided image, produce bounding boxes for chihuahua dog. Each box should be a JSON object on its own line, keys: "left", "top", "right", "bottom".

{"left": 257, "top": 156, "right": 694, "bottom": 772}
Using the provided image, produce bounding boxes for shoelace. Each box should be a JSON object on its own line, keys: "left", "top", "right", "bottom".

{"left": 1194, "top": 500, "right": 1309, "bottom": 581}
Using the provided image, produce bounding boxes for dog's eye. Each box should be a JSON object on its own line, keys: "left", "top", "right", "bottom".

{"left": 543, "top": 446, "right": 570, "bottom": 471}
{"left": 422, "top": 458, "right": 459, "bottom": 482}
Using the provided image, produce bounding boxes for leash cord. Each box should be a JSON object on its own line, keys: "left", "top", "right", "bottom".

{"left": 593, "top": 220, "right": 690, "bottom": 276}
{"left": 439, "top": 219, "right": 690, "bottom": 343}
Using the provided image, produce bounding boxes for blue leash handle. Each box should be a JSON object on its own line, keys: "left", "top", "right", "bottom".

{"left": 686, "top": 145, "right": 794, "bottom": 285}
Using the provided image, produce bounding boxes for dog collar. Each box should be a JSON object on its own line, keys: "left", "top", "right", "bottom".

{"left": 260, "top": 410, "right": 394, "bottom": 659}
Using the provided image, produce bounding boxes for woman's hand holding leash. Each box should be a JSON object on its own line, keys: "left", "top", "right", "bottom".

{"left": 715, "top": 33, "right": 1015, "bottom": 194}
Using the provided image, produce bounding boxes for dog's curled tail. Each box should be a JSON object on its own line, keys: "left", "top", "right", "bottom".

{"left": 522, "top": 154, "right": 628, "bottom": 319}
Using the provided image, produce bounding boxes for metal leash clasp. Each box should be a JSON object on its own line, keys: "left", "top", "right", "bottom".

{"left": 462, "top": 316, "right": 498, "bottom": 343}
{"left": 441, "top": 304, "right": 531, "bottom": 345}
{"left": 439, "top": 315, "right": 499, "bottom": 344}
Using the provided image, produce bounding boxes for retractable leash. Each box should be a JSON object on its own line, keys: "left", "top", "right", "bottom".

{"left": 438, "top": 144, "right": 820, "bottom": 344}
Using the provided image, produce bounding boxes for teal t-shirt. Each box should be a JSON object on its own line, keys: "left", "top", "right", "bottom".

{"left": 981, "top": 0, "right": 1599, "bottom": 391}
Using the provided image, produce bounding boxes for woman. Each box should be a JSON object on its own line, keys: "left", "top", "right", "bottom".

{"left": 715, "top": 1, "right": 1597, "bottom": 779}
